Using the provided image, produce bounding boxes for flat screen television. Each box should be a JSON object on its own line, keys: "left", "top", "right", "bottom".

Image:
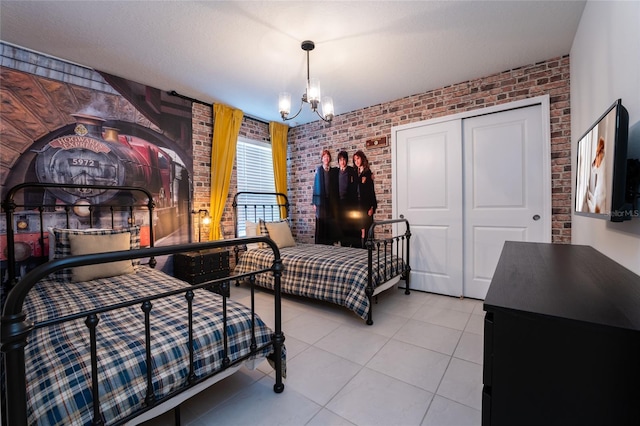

{"left": 575, "top": 99, "right": 631, "bottom": 222}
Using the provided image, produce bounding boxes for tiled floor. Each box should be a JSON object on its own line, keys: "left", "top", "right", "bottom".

{"left": 144, "top": 285, "right": 485, "bottom": 426}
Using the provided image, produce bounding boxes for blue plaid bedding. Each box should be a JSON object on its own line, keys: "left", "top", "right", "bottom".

{"left": 233, "top": 244, "right": 405, "bottom": 319}
{"left": 22, "top": 266, "right": 276, "bottom": 425}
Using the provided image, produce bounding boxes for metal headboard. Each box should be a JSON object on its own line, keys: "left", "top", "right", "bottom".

{"left": 2, "top": 182, "right": 156, "bottom": 288}
{"left": 232, "top": 191, "right": 290, "bottom": 238}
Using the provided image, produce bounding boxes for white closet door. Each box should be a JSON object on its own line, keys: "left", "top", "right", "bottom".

{"left": 393, "top": 120, "right": 463, "bottom": 296}
{"left": 462, "top": 105, "right": 548, "bottom": 299}
{"left": 393, "top": 99, "right": 551, "bottom": 299}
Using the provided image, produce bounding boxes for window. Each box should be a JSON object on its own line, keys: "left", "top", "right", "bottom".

{"left": 236, "top": 137, "right": 277, "bottom": 236}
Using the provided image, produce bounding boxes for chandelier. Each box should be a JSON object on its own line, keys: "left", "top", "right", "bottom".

{"left": 279, "top": 40, "right": 335, "bottom": 123}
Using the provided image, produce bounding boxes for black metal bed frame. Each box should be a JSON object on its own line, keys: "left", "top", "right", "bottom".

{"left": 1, "top": 183, "right": 284, "bottom": 425}
{"left": 232, "top": 191, "right": 411, "bottom": 325}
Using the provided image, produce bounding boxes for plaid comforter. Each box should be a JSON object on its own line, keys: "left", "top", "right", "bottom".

{"left": 22, "top": 266, "right": 276, "bottom": 425}
{"left": 233, "top": 244, "right": 405, "bottom": 319}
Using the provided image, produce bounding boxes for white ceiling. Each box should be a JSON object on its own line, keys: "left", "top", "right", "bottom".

{"left": 0, "top": 1, "right": 585, "bottom": 126}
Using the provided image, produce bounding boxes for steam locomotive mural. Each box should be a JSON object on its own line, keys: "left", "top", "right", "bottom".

{"left": 35, "top": 114, "right": 176, "bottom": 210}
{"left": 1, "top": 113, "right": 189, "bottom": 276}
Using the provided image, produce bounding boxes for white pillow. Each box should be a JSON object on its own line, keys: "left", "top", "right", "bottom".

{"left": 68, "top": 232, "right": 134, "bottom": 282}
{"left": 264, "top": 220, "right": 296, "bottom": 249}
{"left": 245, "top": 221, "right": 260, "bottom": 250}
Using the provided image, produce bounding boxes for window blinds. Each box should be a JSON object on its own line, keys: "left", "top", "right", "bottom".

{"left": 236, "top": 138, "right": 277, "bottom": 236}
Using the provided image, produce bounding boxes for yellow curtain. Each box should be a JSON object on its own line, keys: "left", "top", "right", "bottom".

{"left": 209, "top": 104, "right": 243, "bottom": 240}
{"left": 270, "top": 121, "right": 289, "bottom": 219}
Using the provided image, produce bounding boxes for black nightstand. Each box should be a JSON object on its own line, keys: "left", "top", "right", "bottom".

{"left": 173, "top": 248, "right": 230, "bottom": 297}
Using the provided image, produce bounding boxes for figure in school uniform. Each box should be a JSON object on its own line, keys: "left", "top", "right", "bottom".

{"left": 336, "top": 150, "right": 359, "bottom": 247}
{"left": 312, "top": 149, "right": 339, "bottom": 245}
{"left": 353, "top": 150, "right": 377, "bottom": 248}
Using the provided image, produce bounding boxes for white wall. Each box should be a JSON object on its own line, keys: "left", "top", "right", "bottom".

{"left": 571, "top": 1, "right": 640, "bottom": 274}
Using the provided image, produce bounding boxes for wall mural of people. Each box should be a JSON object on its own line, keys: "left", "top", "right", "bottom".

{"left": 311, "top": 148, "right": 378, "bottom": 248}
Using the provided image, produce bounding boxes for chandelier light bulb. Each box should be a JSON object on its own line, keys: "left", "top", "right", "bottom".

{"left": 322, "top": 96, "right": 334, "bottom": 120}
{"left": 279, "top": 92, "right": 292, "bottom": 117}
{"left": 307, "top": 78, "right": 321, "bottom": 103}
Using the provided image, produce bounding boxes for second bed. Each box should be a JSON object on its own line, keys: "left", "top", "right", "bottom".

{"left": 232, "top": 192, "right": 411, "bottom": 325}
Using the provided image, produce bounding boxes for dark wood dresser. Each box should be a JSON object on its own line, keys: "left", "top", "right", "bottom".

{"left": 173, "top": 248, "right": 230, "bottom": 296}
{"left": 483, "top": 241, "right": 640, "bottom": 426}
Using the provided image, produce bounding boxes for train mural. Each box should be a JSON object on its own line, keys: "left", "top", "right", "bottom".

{"left": 1, "top": 113, "right": 190, "bottom": 281}
{"left": 34, "top": 114, "right": 175, "bottom": 208}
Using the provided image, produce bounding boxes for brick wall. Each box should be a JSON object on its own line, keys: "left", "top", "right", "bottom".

{"left": 193, "top": 55, "right": 572, "bottom": 244}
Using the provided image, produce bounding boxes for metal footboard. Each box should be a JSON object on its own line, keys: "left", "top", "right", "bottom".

{"left": 365, "top": 218, "right": 411, "bottom": 325}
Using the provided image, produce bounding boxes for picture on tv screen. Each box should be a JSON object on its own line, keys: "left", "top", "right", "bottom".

{"left": 575, "top": 99, "right": 630, "bottom": 221}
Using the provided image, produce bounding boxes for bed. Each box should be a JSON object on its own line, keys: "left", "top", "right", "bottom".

{"left": 232, "top": 191, "right": 411, "bottom": 325}
{"left": 1, "top": 183, "right": 285, "bottom": 426}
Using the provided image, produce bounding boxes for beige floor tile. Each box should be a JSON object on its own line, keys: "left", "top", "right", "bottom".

{"left": 195, "top": 375, "right": 320, "bottom": 425}
{"left": 422, "top": 395, "right": 481, "bottom": 426}
{"left": 306, "top": 408, "right": 357, "bottom": 426}
{"left": 327, "top": 368, "right": 433, "bottom": 426}
{"left": 394, "top": 318, "right": 463, "bottom": 356}
{"left": 284, "top": 346, "right": 362, "bottom": 405}
{"left": 315, "top": 324, "right": 389, "bottom": 365}
{"left": 412, "top": 304, "right": 472, "bottom": 330}
{"left": 283, "top": 312, "right": 342, "bottom": 345}
{"left": 453, "top": 332, "right": 484, "bottom": 365}
{"left": 437, "top": 358, "right": 483, "bottom": 411}
{"left": 366, "top": 339, "right": 450, "bottom": 393}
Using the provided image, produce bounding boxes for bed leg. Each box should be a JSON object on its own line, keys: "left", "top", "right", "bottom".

{"left": 174, "top": 405, "right": 181, "bottom": 426}
{"left": 272, "top": 331, "right": 285, "bottom": 394}
{"left": 403, "top": 270, "right": 411, "bottom": 295}
{"left": 365, "top": 286, "right": 374, "bottom": 325}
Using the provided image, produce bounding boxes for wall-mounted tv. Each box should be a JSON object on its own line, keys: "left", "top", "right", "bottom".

{"left": 575, "top": 99, "right": 631, "bottom": 222}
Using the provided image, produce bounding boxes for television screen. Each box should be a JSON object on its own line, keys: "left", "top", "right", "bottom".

{"left": 575, "top": 99, "right": 630, "bottom": 221}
